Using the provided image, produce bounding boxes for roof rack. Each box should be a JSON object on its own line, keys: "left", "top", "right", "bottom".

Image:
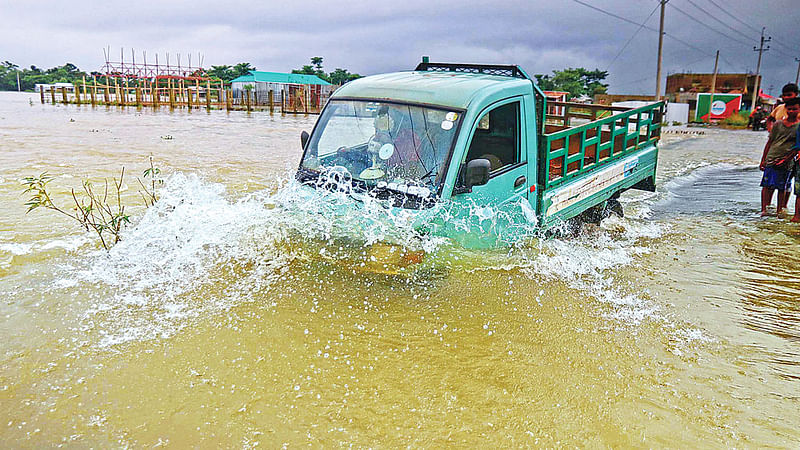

{"left": 415, "top": 58, "right": 530, "bottom": 80}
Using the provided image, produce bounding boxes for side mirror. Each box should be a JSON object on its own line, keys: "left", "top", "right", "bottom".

{"left": 300, "top": 130, "right": 310, "bottom": 149}
{"left": 465, "top": 158, "right": 490, "bottom": 190}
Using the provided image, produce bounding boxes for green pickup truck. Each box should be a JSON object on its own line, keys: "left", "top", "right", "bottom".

{"left": 296, "top": 59, "right": 663, "bottom": 253}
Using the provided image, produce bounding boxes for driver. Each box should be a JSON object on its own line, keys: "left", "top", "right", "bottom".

{"left": 373, "top": 106, "right": 424, "bottom": 178}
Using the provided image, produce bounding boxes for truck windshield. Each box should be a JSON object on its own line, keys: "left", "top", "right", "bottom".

{"left": 300, "top": 100, "right": 461, "bottom": 195}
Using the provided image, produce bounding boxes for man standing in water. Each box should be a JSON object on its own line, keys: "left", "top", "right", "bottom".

{"left": 766, "top": 83, "right": 798, "bottom": 132}
{"left": 760, "top": 97, "right": 800, "bottom": 217}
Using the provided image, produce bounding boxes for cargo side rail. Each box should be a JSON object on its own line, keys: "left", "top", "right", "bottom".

{"left": 540, "top": 101, "right": 664, "bottom": 191}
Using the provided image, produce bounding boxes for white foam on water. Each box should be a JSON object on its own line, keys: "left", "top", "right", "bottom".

{"left": 0, "top": 242, "right": 33, "bottom": 255}
{"left": 40, "top": 236, "right": 90, "bottom": 251}
{"left": 519, "top": 215, "right": 664, "bottom": 325}
{"left": 60, "top": 168, "right": 707, "bottom": 348}
{"left": 69, "top": 172, "right": 452, "bottom": 347}
{"left": 0, "top": 236, "right": 89, "bottom": 256}
{"left": 72, "top": 173, "right": 296, "bottom": 346}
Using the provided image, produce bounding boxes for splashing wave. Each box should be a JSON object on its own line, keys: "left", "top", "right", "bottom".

{"left": 66, "top": 171, "right": 678, "bottom": 346}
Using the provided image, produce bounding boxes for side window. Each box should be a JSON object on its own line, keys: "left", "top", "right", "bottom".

{"left": 465, "top": 101, "right": 520, "bottom": 173}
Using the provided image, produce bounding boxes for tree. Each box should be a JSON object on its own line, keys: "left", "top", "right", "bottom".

{"left": 534, "top": 68, "right": 608, "bottom": 99}
{"left": 292, "top": 57, "right": 363, "bottom": 85}
{"left": 207, "top": 65, "right": 233, "bottom": 81}
{"left": 0, "top": 61, "right": 20, "bottom": 90}
{"left": 205, "top": 63, "right": 256, "bottom": 82}
{"left": 231, "top": 62, "right": 256, "bottom": 79}
{"left": 0, "top": 61, "right": 89, "bottom": 91}
{"left": 292, "top": 56, "right": 328, "bottom": 81}
{"left": 328, "top": 68, "right": 361, "bottom": 85}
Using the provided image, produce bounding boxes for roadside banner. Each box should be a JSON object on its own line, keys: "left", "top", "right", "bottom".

{"left": 695, "top": 93, "right": 742, "bottom": 121}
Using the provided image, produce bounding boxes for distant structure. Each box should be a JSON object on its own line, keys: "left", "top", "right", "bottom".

{"left": 543, "top": 91, "right": 569, "bottom": 116}
{"left": 594, "top": 94, "right": 659, "bottom": 105}
{"left": 37, "top": 48, "right": 335, "bottom": 114}
{"left": 230, "top": 71, "right": 333, "bottom": 113}
{"left": 101, "top": 48, "right": 207, "bottom": 80}
{"left": 665, "top": 73, "right": 761, "bottom": 108}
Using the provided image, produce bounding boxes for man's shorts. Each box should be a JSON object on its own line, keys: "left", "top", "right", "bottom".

{"left": 761, "top": 165, "right": 792, "bottom": 191}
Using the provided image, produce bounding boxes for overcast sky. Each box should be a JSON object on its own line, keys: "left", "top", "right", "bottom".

{"left": 1, "top": 0, "right": 798, "bottom": 96}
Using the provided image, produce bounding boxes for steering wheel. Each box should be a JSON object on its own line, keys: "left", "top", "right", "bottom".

{"left": 317, "top": 165, "right": 353, "bottom": 193}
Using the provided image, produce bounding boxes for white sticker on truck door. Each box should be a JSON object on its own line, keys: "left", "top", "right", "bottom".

{"left": 546, "top": 154, "right": 641, "bottom": 217}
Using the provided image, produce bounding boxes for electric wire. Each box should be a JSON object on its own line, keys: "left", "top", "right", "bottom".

{"left": 694, "top": 0, "right": 796, "bottom": 59}
{"left": 605, "top": 3, "right": 660, "bottom": 71}
{"left": 570, "top": 0, "right": 715, "bottom": 58}
{"left": 571, "top": 0, "right": 659, "bottom": 31}
{"left": 701, "top": 0, "right": 759, "bottom": 34}
{"left": 571, "top": 0, "right": 788, "bottom": 94}
{"left": 701, "top": 0, "right": 798, "bottom": 58}
{"left": 683, "top": 0, "right": 756, "bottom": 43}
{"left": 669, "top": 2, "right": 752, "bottom": 47}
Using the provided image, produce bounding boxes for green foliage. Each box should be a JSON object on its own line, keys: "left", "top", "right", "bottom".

{"left": 232, "top": 62, "right": 256, "bottom": 79}
{"left": 292, "top": 57, "right": 362, "bottom": 85}
{"left": 206, "top": 65, "right": 233, "bottom": 81}
{"left": 720, "top": 110, "right": 749, "bottom": 128}
{"left": 205, "top": 62, "right": 257, "bottom": 82}
{"left": 23, "top": 159, "right": 162, "bottom": 250}
{"left": 292, "top": 56, "right": 328, "bottom": 81}
{"left": 0, "top": 61, "right": 89, "bottom": 91}
{"left": 328, "top": 68, "right": 362, "bottom": 85}
{"left": 534, "top": 68, "right": 609, "bottom": 99}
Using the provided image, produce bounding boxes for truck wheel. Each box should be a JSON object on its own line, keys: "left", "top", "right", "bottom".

{"left": 578, "top": 198, "right": 624, "bottom": 225}
{"left": 607, "top": 198, "right": 624, "bottom": 218}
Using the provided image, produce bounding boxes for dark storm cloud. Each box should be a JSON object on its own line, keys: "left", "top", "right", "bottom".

{"left": 1, "top": 0, "right": 798, "bottom": 95}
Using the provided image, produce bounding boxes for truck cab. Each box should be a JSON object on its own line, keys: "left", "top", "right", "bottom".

{"left": 296, "top": 60, "right": 663, "bottom": 246}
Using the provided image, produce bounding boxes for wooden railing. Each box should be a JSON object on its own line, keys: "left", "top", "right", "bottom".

{"left": 541, "top": 102, "right": 664, "bottom": 190}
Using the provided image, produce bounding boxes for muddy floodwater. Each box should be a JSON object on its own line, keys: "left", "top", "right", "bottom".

{"left": 1, "top": 91, "right": 799, "bottom": 447}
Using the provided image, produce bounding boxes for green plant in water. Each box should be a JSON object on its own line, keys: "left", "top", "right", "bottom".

{"left": 720, "top": 111, "right": 749, "bottom": 128}
{"left": 23, "top": 158, "right": 162, "bottom": 250}
{"left": 138, "top": 155, "right": 162, "bottom": 207}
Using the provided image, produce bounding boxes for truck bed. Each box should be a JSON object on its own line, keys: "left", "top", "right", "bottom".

{"left": 537, "top": 101, "right": 665, "bottom": 225}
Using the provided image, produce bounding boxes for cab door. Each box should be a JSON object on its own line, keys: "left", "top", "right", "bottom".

{"left": 449, "top": 98, "right": 530, "bottom": 245}
{"left": 454, "top": 98, "right": 528, "bottom": 204}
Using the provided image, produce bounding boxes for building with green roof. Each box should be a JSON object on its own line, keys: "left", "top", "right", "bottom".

{"left": 231, "top": 71, "right": 334, "bottom": 112}
{"left": 230, "top": 71, "right": 332, "bottom": 86}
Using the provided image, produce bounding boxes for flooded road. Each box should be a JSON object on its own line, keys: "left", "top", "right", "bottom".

{"left": 1, "top": 91, "right": 798, "bottom": 447}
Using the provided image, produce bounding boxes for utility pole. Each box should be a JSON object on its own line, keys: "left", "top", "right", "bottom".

{"left": 708, "top": 50, "right": 719, "bottom": 122}
{"left": 750, "top": 27, "right": 770, "bottom": 112}
{"left": 655, "top": 0, "right": 667, "bottom": 101}
{"left": 795, "top": 57, "right": 800, "bottom": 85}
{"left": 16, "top": 70, "right": 21, "bottom": 92}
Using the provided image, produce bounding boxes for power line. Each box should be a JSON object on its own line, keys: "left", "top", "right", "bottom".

{"left": 686, "top": 0, "right": 798, "bottom": 60}
{"left": 718, "top": 55, "right": 747, "bottom": 73}
{"left": 570, "top": 0, "right": 660, "bottom": 31}
{"left": 605, "top": 3, "right": 660, "bottom": 71}
{"left": 766, "top": 38, "right": 798, "bottom": 58}
{"left": 701, "top": 0, "right": 760, "bottom": 34}
{"left": 699, "top": 0, "right": 798, "bottom": 57}
{"left": 668, "top": 2, "right": 752, "bottom": 47}
{"left": 664, "top": 32, "right": 716, "bottom": 58}
{"left": 572, "top": 0, "right": 718, "bottom": 58}
{"left": 683, "top": 0, "right": 756, "bottom": 43}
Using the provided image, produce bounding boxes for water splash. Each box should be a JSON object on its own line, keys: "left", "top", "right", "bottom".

{"left": 64, "top": 170, "right": 679, "bottom": 346}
